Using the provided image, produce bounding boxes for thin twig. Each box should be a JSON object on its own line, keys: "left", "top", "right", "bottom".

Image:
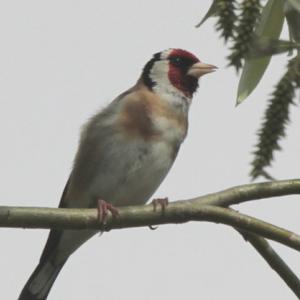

{"left": 240, "top": 231, "right": 300, "bottom": 298}
{"left": 190, "top": 179, "right": 300, "bottom": 299}
{"left": 191, "top": 178, "right": 300, "bottom": 297}
{"left": 191, "top": 178, "right": 300, "bottom": 207}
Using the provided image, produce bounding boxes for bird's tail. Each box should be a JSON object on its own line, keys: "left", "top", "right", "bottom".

{"left": 18, "top": 258, "right": 66, "bottom": 300}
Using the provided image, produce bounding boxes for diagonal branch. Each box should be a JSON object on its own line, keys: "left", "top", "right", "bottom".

{"left": 192, "top": 178, "right": 300, "bottom": 298}
{"left": 190, "top": 178, "right": 300, "bottom": 297}
{"left": 239, "top": 231, "right": 300, "bottom": 298}
{"left": 191, "top": 178, "right": 300, "bottom": 207}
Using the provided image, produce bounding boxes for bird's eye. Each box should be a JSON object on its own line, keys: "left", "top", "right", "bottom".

{"left": 170, "top": 56, "right": 183, "bottom": 66}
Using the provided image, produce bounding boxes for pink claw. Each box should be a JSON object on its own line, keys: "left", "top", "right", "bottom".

{"left": 97, "top": 199, "right": 119, "bottom": 225}
{"left": 152, "top": 197, "right": 169, "bottom": 213}
{"left": 148, "top": 197, "right": 169, "bottom": 230}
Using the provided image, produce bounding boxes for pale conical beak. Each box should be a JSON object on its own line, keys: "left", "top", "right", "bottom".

{"left": 187, "top": 62, "right": 217, "bottom": 78}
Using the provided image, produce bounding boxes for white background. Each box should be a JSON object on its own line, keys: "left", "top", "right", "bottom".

{"left": 1, "top": 1, "right": 300, "bottom": 299}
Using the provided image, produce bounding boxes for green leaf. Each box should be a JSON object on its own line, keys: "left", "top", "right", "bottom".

{"left": 236, "top": 0, "right": 285, "bottom": 105}
{"left": 195, "top": 0, "right": 218, "bottom": 28}
{"left": 287, "top": 0, "right": 300, "bottom": 13}
{"left": 285, "top": 2, "right": 300, "bottom": 43}
{"left": 248, "top": 36, "right": 300, "bottom": 58}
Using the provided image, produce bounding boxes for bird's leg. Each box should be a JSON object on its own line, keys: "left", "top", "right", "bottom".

{"left": 149, "top": 197, "right": 169, "bottom": 230}
{"left": 97, "top": 199, "right": 119, "bottom": 225}
{"left": 152, "top": 197, "right": 169, "bottom": 213}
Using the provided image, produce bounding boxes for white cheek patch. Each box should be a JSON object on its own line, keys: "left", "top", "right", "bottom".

{"left": 151, "top": 60, "right": 183, "bottom": 96}
{"left": 150, "top": 60, "right": 171, "bottom": 90}
{"left": 150, "top": 60, "right": 191, "bottom": 110}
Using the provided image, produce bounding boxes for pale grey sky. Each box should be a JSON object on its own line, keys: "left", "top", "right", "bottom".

{"left": 1, "top": 1, "right": 300, "bottom": 299}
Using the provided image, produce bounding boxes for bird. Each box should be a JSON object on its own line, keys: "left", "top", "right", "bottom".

{"left": 18, "top": 48, "right": 216, "bottom": 300}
